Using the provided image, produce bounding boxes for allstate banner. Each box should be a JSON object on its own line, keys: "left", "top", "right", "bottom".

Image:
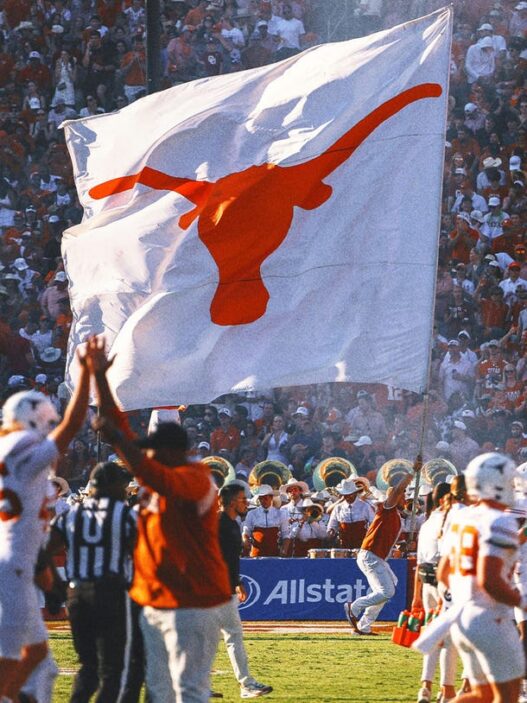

{"left": 238, "top": 558, "right": 407, "bottom": 621}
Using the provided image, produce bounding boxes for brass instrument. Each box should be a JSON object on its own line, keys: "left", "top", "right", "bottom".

{"left": 202, "top": 455, "right": 236, "bottom": 488}
{"left": 312, "top": 457, "right": 357, "bottom": 491}
{"left": 248, "top": 460, "right": 291, "bottom": 494}
{"left": 376, "top": 458, "right": 414, "bottom": 491}
{"left": 422, "top": 458, "right": 458, "bottom": 487}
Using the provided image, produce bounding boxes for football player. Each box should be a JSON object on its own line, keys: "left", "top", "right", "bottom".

{"left": 0, "top": 344, "right": 91, "bottom": 701}
{"left": 437, "top": 453, "right": 525, "bottom": 703}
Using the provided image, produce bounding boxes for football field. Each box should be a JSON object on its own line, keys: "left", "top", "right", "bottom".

{"left": 49, "top": 621, "right": 440, "bottom": 702}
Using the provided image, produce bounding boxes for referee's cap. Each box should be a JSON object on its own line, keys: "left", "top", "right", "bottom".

{"left": 89, "top": 461, "right": 130, "bottom": 488}
{"left": 136, "top": 422, "right": 189, "bottom": 450}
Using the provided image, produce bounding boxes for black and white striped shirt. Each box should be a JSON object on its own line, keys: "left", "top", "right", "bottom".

{"left": 52, "top": 497, "right": 137, "bottom": 583}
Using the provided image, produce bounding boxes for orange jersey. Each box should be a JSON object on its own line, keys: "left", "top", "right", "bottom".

{"left": 361, "top": 502, "right": 401, "bottom": 560}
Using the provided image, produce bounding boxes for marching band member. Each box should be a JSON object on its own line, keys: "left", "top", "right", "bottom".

{"left": 411, "top": 483, "right": 457, "bottom": 703}
{"left": 279, "top": 479, "right": 309, "bottom": 556}
{"left": 326, "top": 478, "right": 375, "bottom": 548}
{"left": 437, "top": 453, "right": 525, "bottom": 703}
{"left": 288, "top": 499, "right": 327, "bottom": 557}
{"left": 242, "top": 485, "right": 289, "bottom": 557}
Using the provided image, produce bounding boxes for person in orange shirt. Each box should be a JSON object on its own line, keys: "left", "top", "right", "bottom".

{"left": 448, "top": 213, "right": 479, "bottom": 264}
{"left": 210, "top": 407, "right": 241, "bottom": 455}
{"left": 120, "top": 34, "right": 146, "bottom": 104}
{"left": 344, "top": 457, "right": 420, "bottom": 635}
{"left": 89, "top": 339, "right": 232, "bottom": 703}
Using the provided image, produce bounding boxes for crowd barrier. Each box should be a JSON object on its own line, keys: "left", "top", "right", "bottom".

{"left": 238, "top": 557, "right": 410, "bottom": 621}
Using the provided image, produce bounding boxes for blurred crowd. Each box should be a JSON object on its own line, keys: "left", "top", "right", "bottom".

{"left": 4, "top": 0, "right": 527, "bottom": 489}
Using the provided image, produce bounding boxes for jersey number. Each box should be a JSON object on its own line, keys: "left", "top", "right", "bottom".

{"left": 450, "top": 524, "right": 479, "bottom": 576}
{"left": 0, "top": 462, "right": 23, "bottom": 521}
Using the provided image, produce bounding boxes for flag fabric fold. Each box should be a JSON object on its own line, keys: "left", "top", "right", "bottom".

{"left": 63, "top": 8, "right": 451, "bottom": 409}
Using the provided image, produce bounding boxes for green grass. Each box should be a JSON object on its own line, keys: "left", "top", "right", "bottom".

{"left": 50, "top": 628, "right": 438, "bottom": 702}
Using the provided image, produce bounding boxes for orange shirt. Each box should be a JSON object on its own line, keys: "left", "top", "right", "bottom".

{"left": 361, "top": 502, "right": 401, "bottom": 560}
{"left": 210, "top": 424, "right": 241, "bottom": 454}
{"left": 130, "top": 458, "right": 231, "bottom": 609}
{"left": 111, "top": 408, "right": 231, "bottom": 610}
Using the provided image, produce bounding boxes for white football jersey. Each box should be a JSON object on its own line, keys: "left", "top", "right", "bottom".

{"left": 0, "top": 430, "right": 58, "bottom": 568}
{"left": 444, "top": 503, "right": 519, "bottom": 615}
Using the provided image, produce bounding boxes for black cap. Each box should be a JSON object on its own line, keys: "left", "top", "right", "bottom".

{"left": 135, "top": 422, "right": 189, "bottom": 451}
{"left": 89, "top": 461, "right": 130, "bottom": 488}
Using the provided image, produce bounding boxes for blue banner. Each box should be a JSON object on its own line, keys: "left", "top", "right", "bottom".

{"left": 238, "top": 558, "right": 408, "bottom": 621}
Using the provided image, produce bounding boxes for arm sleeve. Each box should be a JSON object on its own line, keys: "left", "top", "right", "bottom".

{"left": 12, "top": 434, "right": 59, "bottom": 480}
{"left": 479, "top": 513, "right": 519, "bottom": 558}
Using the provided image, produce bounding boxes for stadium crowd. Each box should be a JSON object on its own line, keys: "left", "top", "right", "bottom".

{"left": 2, "top": 2, "right": 527, "bottom": 703}
{"left": 1, "top": 0, "right": 527, "bottom": 493}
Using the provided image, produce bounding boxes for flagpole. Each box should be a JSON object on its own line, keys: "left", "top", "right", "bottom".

{"left": 146, "top": 0, "right": 162, "bottom": 95}
{"left": 407, "top": 6, "right": 453, "bottom": 546}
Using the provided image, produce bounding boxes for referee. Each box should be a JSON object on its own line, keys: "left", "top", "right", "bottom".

{"left": 48, "top": 462, "right": 137, "bottom": 703}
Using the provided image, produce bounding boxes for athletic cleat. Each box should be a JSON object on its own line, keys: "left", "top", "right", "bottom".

{"left": 240, "top": 682, "right": 273, "bottom": 698}
{"left": 209, "top": 692, "right": 224, "bottom": 698}
{"left": 417, "top": 686, "right": 431, "bottom": 703}
{"left": 358, "top": 629, "right": 378, "bottom": 636}
{"left": 343, "top": 602, "right": 361, "bottom": 634}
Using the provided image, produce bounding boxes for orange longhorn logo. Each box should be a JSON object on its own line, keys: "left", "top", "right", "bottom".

{"left": 89, "top": 83, "right": 442, "bottom": 326}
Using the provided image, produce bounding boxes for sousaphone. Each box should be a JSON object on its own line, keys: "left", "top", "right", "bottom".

{"left": 248, "top": 460, "right": 292, "bottom": 494}
{"left": 312, "top": 457, "right": 357, "bottom": 491}
{"left": 376, "top": 458, "right": 414, "bottom": 491}
{"left": 202, "top": 455, "right": 236, "bottom": 488}
{"left": 422, "top": 458, "right": 458, "bottom": 487}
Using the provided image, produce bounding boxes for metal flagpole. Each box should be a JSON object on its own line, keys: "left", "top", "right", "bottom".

{"left": 407, "top": 6, "right": 453, "bottom": 546}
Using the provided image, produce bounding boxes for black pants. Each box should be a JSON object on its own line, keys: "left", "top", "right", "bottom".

{"left": 67, "top": 580, "right": 127, "bottom": 703}
{"left": 117, "top": 597, "right": 147, "bottom": 703}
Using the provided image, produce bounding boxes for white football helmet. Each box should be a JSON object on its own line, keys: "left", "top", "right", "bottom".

{"left": 465, "top": 452, "right": 516, "bottom": 507}
{"left": 2, "top": 390, "right": 60, "bottom": 438}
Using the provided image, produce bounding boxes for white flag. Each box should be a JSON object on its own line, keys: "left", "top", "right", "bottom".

{"left": 63, "top": 8, "right": 451, "bottom": 409}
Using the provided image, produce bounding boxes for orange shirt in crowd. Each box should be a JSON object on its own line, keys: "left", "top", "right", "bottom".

{"left": 210, "top": 424, "right": 241, "bottom": 454}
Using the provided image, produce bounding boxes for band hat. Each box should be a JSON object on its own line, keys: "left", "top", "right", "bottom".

{"left": 335, "top": 478, "right": 361, "bottom": 495}
{"left": 354, "top": 435, "right": 373, "bottom": 447}
{"left": 50, "top": 476, "right": 70, "bottom": 496}
{"left": 311, "top": 489, "right": 331, "bottom": 502}
{"left": 299, "top": 497, "right": 323, "bottom": 514}
{"left": 353, "top": 476, "right": 371, "bottom": 492}
{"left": 280, "top": 478, "right": 309, "bottom": 494}
{"left": 256, "top": 484, "right": 274, "bottom": 497}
